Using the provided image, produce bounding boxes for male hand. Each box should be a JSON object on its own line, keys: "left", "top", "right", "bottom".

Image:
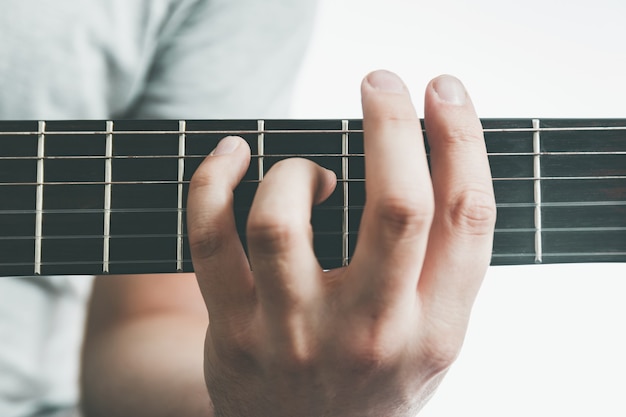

{"left": 187, "top": 70, "right": 496, "bottom": 416}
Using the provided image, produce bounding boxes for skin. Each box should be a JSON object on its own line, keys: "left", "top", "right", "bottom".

{"left": 81, "top": 70, "right": 495, "bottom": 417}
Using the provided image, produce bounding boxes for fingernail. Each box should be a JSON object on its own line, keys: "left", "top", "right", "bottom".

{"left": 211, "top": 136, "right": 240, "bottom": 156}
{"left": 433, "top": 75, "right": 467, "bottom": 105}
{"left": 367, "top": 70, "right": 407, "bottom": 93}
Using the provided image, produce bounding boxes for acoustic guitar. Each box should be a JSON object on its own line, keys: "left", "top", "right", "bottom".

{"left": 0, "top": 119, "right": 624, "bottom": 277}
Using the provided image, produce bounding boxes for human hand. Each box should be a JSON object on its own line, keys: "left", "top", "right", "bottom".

{"left": 187, "top": 70, "right": 496, "bottom": 417}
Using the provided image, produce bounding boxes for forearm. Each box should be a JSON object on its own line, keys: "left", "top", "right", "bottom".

{"left": 81, "top": 313, "right": 213, "bottom": 417}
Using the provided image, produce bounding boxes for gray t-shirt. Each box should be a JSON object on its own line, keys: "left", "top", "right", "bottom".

{"left": 0, "top": 1, "right": 316, "bottom": 415}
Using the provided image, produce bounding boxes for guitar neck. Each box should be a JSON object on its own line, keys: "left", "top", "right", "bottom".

{"left": 0, "top": 118, "right": 625, "bottom": 277}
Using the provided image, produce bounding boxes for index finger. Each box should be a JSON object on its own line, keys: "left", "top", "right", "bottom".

{"left": 187, "top": 136, "right": 255, "bottom": 319}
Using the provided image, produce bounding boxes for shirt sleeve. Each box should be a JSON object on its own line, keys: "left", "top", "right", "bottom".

{"left": 125, "top": 0, "right": 318, "bottom": 119}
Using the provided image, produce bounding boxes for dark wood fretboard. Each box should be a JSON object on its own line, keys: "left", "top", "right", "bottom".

{"left": 0, "top": 119, "right": 624, "bottom": 277}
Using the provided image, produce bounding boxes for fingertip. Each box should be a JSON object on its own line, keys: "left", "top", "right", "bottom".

{"left": 362, "top": 70, "right": 408, "bottom": 94}
{"left": 313, "top": 167, "right": 338, "bottom": 205}
{"left": 190, "top": 136, "right": 251, "bottom": 195}
{"left": 424, "top": 75, "right": 482, "bottom": 140}
{"left": 428, "top": 74, "right": 468, "bottom": 106}
{"left": 210, "top": 135, "right": 249, "bottom": 156}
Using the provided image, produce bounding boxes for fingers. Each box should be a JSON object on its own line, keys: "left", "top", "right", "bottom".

{"left": 419, "top": 75, "right": 496, "bottom": 322}
{"left": 247, "top": 158, "right": 336, "bottom": 316}
{"left": 187, "top": 136, "right": 254, "bottom": 318}
{"left": 350, "top": 70, "right": 434, "bottom": 309}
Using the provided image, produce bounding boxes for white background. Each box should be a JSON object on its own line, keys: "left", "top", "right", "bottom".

{"left": 292, "top": 1, "right": 626, "bottom": 415}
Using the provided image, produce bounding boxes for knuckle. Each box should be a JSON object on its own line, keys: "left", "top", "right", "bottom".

{"left": 269, "top": 319, "right": 318, "bottom": 372}
{"left": 366, "top": 113, "right": 422, "bottom": 137}
{"left": 189, "top": 167, "right": 210, "bottom": 189}
{"left": 211, "top": 323, "right": 257, "bottom": 367}
{"left": 271, "top": 156, "right": 309, "bottom": 170}
{"left": 279, "top": 347, "right": 316, "bottom": 372}
{"left": 348, "top": 343, "right": 395, "bottom": 371}
{"left": 187, "top": 165, "right": 232, "bottom": 260}
{"left": 420, "top": 334, "right": 461, "bottom": 373}
{"left": 342, "top": 324, "right": 404, "bottom": 371}
{"left": 189, "top": 160, "right": 221, "bottom": 191}
{"left": 264, "top": 157, "right": 317, "bottom": 181}
{"left": 364, "top": 91, "right": 420, "bottom": 124}
{"left": 380, "top": 112, "right": 421, "bottom": 126}
{"left": 247, "top": 215, "right": 304, "bottom": 253}
{"left": 188, "top": 219, "right": 225, "bottom": 261}
{"left": 440, "top": 125, "right": 484, "bottom": 145}
{"left": 376, "top": 196, "right": 434, "bottom": 238}
{"left": 448, "top": 189, "right": 496, "bottom": 236}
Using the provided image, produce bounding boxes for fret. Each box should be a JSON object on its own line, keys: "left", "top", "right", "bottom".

{"left": 34, "top": 121, "right": 45, "bottom": 275}
{"left": 532, "top": 119, "right": 543, "bottom": 263}
{"left": 539, "top": 119, "right": 626, "bottom": 264}
{"left": 109, "top": 120, "right": 179, "bottom": 274}
{"left": 482, "top": 119, "right": 534, "bottom": 255}
{"left": 42, "top": 121, "right": 107, "bottom": 275}
{"left": 185, "top": 120, "right": 260, "bottom": 267}
{"left": 341, "top": 120, "right": 349, "bottom": 266}
{"left": 264, "top": 120, "right": 345, "bottom": 267}
{"left": 103, "top": 121, "right": 113, "bottom": 273}
{"left": 0, "top": 122, "right": 37, "bottom": 276}
{"left": 177, "top": 121, "right": 186, "bottom": 272}
{"left": 257, "top": 120, "right": 265, "bottom": 181}
{"left": 346, "top": 120, "right": 365, "bottom": 262}
{"left": 0, "top": 119, "right": 624, "bottom": 276}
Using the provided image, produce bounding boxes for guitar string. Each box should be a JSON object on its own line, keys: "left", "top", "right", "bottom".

{"left": 2, "top": 150, "right": 626, "bottom": 160}
{"left": 2, "top": 199, "right": 626, "bottom": 216}
{"left": 1, "top": 124, "right": 626, "bottom": 136}
{"left": 2, "top": 197, "right": 625, "bottom": 240}
{"left": 4, "top": 253, "right": 626, "bottom": 267}
{"left": 3, "top": 252, "right": 626, "bottom": 269}
{"left": 1, "top": 169, "right": 626, "bottom": 185}
{"left": 3, "top": 208, "right": 624, "bottom": 240}
{"left": 0, "top": 192, "right": 624, "bottom": 208}
{"left": 2, "top": 226, "right": 626, "bottom": 241}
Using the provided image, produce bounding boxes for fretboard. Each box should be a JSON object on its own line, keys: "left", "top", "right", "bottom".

{"left": 0, "top": 119, "right": 624, "bottom": 277}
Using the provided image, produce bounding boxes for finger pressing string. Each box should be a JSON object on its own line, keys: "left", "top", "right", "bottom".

{"left": 187, "top": 136, "right": 255, "bottom": 320}
{"left": 247, "top": 158, "right": 336, "bottom": 317}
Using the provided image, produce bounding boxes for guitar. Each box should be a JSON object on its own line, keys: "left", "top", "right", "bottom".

{"left": 0, "top": 119, "right": 624, "bottom": 277}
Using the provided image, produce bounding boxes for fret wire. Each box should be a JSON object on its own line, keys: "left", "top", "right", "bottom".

{"left": 541, "top": 227, "right": 626, "bottom": 232}
{"left": 0, "top": 208, "right": 190, "bottom": 215}
{"left": 2, "top": 149, "right": 626, "bottom": 162}
{"left": 258, "top": 120, "right": 265, "bottom": 182}
{"left": 342, "top": 120, "right": 349, "bottom": 266}
{"left": 533, "top": 119, "right": 543, "bottom": 264}
{"left": 34, "top": 121, "right": 45, "bottom": 275}
{"left": 102, "top": 121, "right": 113, "bottom": 273}
{"left": 0, "top": 128, "right": 367, "bottom": 136}
{"left": 3, "top": 151, "right": 626, "bottom": 162}
{"left": 2, "top": 174, "right": 625, "bottom": 188}
{"left": 541, "top": 252, "right": 626, "bottom": 257}
{"left": 487, "top": 126, "right": 626, "bottom": 132}
{"left": 491, "top": 252, "right": 626, "bottom": 258}
{"left": 177, "top": 121, "right": 186, "bottom": 272}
